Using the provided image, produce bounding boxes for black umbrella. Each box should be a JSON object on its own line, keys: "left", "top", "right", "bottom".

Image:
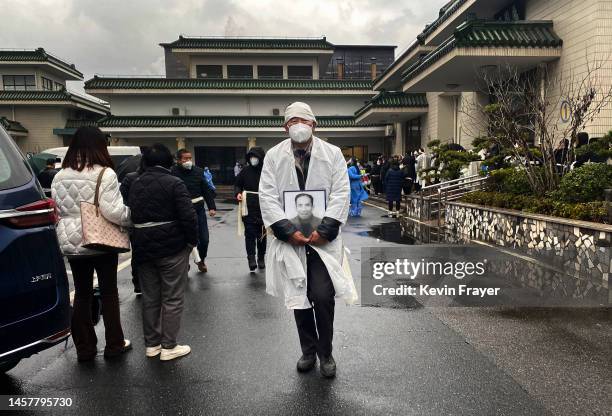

{"left": 116, "top": 154, "right": 142, "bottom": 182}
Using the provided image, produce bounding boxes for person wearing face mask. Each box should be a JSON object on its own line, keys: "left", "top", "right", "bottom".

{"left": 171, "top": 149, "right": 216, "bottom": 273}
{"left": 234, "top": 146, "right": 267, "bottom": 272}
{"left": 259, "top": 102, "right": 357, "bottom": 379}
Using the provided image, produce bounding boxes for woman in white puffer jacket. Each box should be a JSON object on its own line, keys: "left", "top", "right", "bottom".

{"left": 51, "top": 127, "right": 132, "bottom": 362}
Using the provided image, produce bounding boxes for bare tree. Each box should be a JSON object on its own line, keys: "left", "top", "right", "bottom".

{"left": 461, "top": 55, "right": 612, "bottom": 194}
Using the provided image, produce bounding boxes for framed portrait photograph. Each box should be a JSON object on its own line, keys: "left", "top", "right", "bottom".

{"left": 283, "top": 190, "right": 327, "bottom": 238}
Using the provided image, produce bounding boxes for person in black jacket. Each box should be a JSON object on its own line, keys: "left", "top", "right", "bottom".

{"left": 234, "top": 146, "right": 266, "bottom": 272}
{"left": 171, "top": 149, "right": 216, "bottom": 273}
{"left": 128, "top": 143, "right": 197, "bottom": 361}
{"left": 37, "top": 158, "right": 58, "bottom": 197}
{"left": 385, "top": 161, "right": 404, "bottom": 217}
{"left": 120, "top": 166, "right": 143, "bottom": 295}
{"left": 401, "top": 154, "right": 416, "bottom": 196}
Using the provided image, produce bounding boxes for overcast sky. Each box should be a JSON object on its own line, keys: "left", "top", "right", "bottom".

{"left": 0, "top": 0, "right": 448, "bottom": 92}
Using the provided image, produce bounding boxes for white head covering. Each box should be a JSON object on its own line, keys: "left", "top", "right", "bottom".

{"left": 284, "top": 102, "right": 317, "bottom": 124}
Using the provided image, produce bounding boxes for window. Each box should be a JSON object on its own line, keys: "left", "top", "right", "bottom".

{"left": 227, "top": 65, "right": 253, "bottom": 79}
{"left": 257, "top": 65, "right": 283, "bottom": 79}
{"left": 54, "top": 82, "right": 64, "bottom": 91}
{"left": 0, "top": 126, "right": 33, "bottom": 191}
{"left": 42, "top": 77, "right": 54, "bottom": 90}
{"left": 196, "top": 65, "right": 223, "bottom": 79}
{"left": 287, "top": 66, "right": 312, "bottom": 80}
{"left": 3, "top": 75, "right": 36, "bottom": 91}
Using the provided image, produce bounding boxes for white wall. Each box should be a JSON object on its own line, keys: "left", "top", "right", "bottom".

{"left": 0, "top": 66, "right": 67, "bottom": 90}
{"left": 108, "top": 94, "right": 372, "bottom": 117}
{"left": 527, "top": 0, "right": 612, "bottom": 137}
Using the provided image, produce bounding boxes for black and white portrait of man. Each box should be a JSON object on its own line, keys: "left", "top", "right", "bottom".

{"left": 283, "top": 190, "right": 326, "bottom": 238}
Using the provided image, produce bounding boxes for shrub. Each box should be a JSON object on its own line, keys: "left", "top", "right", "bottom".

{"left": 460, "top": 191, "right": 610, "bottom": 224}
{"left": 552, "top": 163, "right": 612, "bottom": 203}
{"left": 489, "top": 168, "right": 533, "bottom": 195}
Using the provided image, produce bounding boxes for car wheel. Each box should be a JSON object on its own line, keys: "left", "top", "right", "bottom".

{"left": 0, "top": 359, "right": 20, "bottom": 373}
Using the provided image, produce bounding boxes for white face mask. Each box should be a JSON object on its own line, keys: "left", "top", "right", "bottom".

{"left": 288, "top": 123, "right": 312, "bottom": 143}
{"left": 250, "top": 157, "right": 259, "bottom": 167}
{"left": 182, "top": 161, "right": 193, "bottom": 170}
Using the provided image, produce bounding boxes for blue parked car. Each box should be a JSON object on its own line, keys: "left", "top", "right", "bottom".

{"left": 0, "top": 125, "right": 70, "bottom": 373}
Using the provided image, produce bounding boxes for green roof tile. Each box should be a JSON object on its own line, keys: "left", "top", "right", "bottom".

{"left": 161, "top": 36, "right": 334, "bottom": 50}
{"left": 85, "top": 77, "right": 373, "bottom": 90}
{"left": 355, "top": 91, "right": 427, "bottom": 117}
{"left": 96, "top": 115, "right": 383, "bottom": 129}
{"left": 0, "top": 48, "right": 82, "bottom": 78}
{"left": 0, "top": 117, "right": 27, "bottom": 133}
{"left": 402, "top": 20, "right": 562, "bottom": 84}
{"left": 0, "top": 90, "right": 72, "bottom": 101}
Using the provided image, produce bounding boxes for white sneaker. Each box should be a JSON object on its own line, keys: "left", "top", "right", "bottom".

{"left": 160, "top": 345, "right": 191, "bottom": 361}
{"left": 145, "top": 345, "right": 162, "bottom": 357}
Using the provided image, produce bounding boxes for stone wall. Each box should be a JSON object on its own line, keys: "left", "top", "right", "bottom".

{"left": 445, "top": 201, "right": 612, "bottom": 289}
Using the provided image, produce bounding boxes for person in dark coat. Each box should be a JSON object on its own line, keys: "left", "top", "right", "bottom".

{"left": 385, "top": 161, "right": 404, "bottom": 217}
{"left": 128, "top": 144, "right": 197, "bottom": 361}
{"left": 401, "top": 155, "right": 416, "bottom": 196}
{"left": 370, "top": 157, "right": 383, "bottom": 195}
{"left": 172, "top": 149, "right": 216, "bottom": 273}
{"left": 234, "top": 146, "right": 266, "bottom": 272}
{"left": 37, "top": 158, "right": 58, "bottom": 197}
{"left": 120, "top": 163, "right": 144, "bottom": 295}
{"left": 380, "top": 157, "right": 391, "bottom": 194}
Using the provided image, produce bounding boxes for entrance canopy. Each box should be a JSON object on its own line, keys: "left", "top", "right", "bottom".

{"left": 97, "top": 115, "right": 386, "bottom": 139}
{"left": 355, "top": 91, "right": 428, "bottom": 125}
{"left": 402, "top": 20, "right": 563, "bottom": 93}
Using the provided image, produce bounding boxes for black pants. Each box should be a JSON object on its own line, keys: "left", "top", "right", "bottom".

{"left": 372, "top": 175, "right": 383, "bottom": 195}
{"left": 294, "top": 248, "right": 335, "bottom": 358}
{"left": 244, "top": 221, "right": 266, "bottom": 258}
{"left": 388, "top": 200, "right": 401, "bottom": 211}
{"left": 68, "top": 253, "right": 124, "bottom": 359}
{"left": 195, "top": 204, "right": 209, "bottom": 261}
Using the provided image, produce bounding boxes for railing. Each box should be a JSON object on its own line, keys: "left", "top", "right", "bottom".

{"left": 410, "top": 174, "right": 489, "bottom": 224}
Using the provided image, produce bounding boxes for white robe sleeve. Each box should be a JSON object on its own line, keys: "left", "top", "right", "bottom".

{"left": 259, "top": 152, "right": 289, "bottom": 227}
{"left": 323, "top": 148, "right": 350, "bottom": 225}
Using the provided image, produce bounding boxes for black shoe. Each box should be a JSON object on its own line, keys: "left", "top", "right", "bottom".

{"left": 257, "top": 256, "right": 265, "bottom": 270}
{"left": 104, "top": 339, "right": 132, "bottom": 359}
{"left": 296, "top": 354, "right": 316, "bottom": 372}
{"left": 248, "top": 255, "right": 257, "bottom": 271}
{"left": 319, "top": 355, "right": 336, "bottom": 378}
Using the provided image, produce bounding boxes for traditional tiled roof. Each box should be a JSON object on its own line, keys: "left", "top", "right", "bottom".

{"left": 0, "top": 48, "right": 82, "bottom": 78}
{"left": 65, "top": 119, "right": 100, "bottom": 128}
{"left": 355, "top": 92, "right": 428, "bottom": 117}
{"left": 0, "top": 117, "right": 27, "bottom": 133}
{"left": 0, "top": 90, "right": 70, "bottom": 101}
{"left": 418, "top": 0, "right": 469, "bottom": 42}
{"left": 161, "top": 36, "right": 334, "bottom": 50}
{"left": 85, "top": 77, "right": 373, "bottom": 90}
{"left": 0, "top": 90, "right": 109, "bottom": 114}
{"left": 96, "top": 115, "right": 383, "bottom": 129}
{"left": 402, "top": 20, "right": 563, "bottom": 84}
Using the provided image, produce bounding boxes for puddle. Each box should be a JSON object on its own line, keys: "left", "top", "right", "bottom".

{"left": 362, "top": 222, "right": 417, "bottom": 245}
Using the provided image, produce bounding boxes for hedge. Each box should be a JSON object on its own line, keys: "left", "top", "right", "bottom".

{"left": 460, "top": 191, "right": 610, "bottom": 224}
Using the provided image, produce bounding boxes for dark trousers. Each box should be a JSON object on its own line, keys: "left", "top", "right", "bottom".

{"left": 244, "top": 221, "right": 266, "bottom": 258}
{"left": 194, "top": 204, "right": 209, "bottom": 261}
{"left": 294, "top": 248, "right": 336, "bottom": 358}
{"left": 68, "top": 253, "right": 124, "bottom": 359}
{"left": 138, "top": 248, "right": 189, "bottom": 349}
{"left": 372, "top": 175, "right": 383, "bottom": 195}
{"left": 388, "top": 200, "right": 401, "bottom": 211}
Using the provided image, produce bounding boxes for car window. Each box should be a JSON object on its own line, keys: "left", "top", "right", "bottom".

{"left": 0, "top": 127, "right": 33, "bottom": 191}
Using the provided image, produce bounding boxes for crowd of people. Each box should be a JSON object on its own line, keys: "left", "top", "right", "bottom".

{"left": 48, "top": 102, "right": 358, "bottom": 379}
{"left": 344, "top": 148, "right": 431, "bottom": 218}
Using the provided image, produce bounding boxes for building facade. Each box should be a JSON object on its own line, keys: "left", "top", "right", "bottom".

{"left": 0, "top": 48, "right": 109, "bottom": 153}
{"left": 85, "top": 37, "right": 397, "bottom": 183}
{"left": 357, "top": 0, "right": 612, "bottom": 152}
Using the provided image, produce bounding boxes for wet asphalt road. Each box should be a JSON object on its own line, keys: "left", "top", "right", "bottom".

{"left": 0, "top": 203, "right": 549, "bottom": 416}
